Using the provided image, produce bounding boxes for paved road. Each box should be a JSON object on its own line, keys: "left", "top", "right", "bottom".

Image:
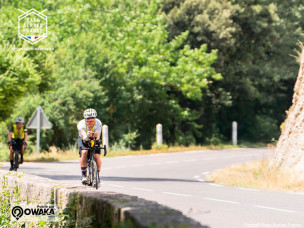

{"left": 1, "top": 148, "right": 304, "bottom": 228}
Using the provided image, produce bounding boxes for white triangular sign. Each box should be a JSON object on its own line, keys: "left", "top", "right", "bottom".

{"left": 26, "top": 106, "right": 51, "bottom": 129}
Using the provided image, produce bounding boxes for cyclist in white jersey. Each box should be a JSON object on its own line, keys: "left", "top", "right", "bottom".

{"left": 77, "top": 108, "right": 102, "bottom": 184}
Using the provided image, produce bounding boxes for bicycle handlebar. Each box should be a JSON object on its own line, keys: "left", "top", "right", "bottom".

{"left": 81, "top": 145, "right": 107, "bottom": 156}
{"left": 80, "top": 137, "right": 107, "bottom": 156}
{"left": 81, "top": 146, "right": 105, "bottom": 150}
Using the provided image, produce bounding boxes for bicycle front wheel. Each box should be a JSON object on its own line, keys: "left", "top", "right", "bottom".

{"left": 92, "top": 160, "right": 99, "bottom": 190}
{"left": 14, "top": 150, "right": 19, "bottom": 171}
{"left": 87, "top": 163, "right": 92, "bottom": 186}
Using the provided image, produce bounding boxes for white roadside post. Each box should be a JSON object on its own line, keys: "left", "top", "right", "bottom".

{"left": 26, "top": 106, "right": 51, "bottom": 155}
{"left": 37, "top": 107, "right": 41, "bottom": 154}
{"left": 156, "top": 123, "right": 162, "bottom": 146}
{"left": 102, "top": 125, "right": 109, "bottom": 149}
{"left": 232, "top": 121, "right": 237, "bottom": 145}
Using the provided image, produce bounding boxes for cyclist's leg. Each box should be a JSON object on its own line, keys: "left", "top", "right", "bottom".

{"left": 9, "top": 145, "right": 14, "bottom": 160}
{"left": 78, "top": 136, "right": 89, "bottom": 178}
{"left": 94, "top": 145, "right": 102, "bottom": 180}
{"left": 80, "top": 150, "right": 88, "bottom": 167}
{"left": 9, "top": 145, "right": 14, "bottom": 170}
{"left": 21, "top": 144, "right": 25, "bottom": 155}
{"left": 94, "top": 154, "right": 102, "bottom": 171}
{"left": 80, "top": 149, "right": 88, "bottom": 177}
{"left": 20, "top": 143, "right": 26, "bottom": 164}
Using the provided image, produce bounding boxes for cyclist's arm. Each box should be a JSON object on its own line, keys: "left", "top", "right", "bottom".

{"left": 79, "top": 129, "right": 89, "bottom": 141}
{"left": 24, "top": 132, "right": 28, "bottom": 143}
{"left": 94, "top": 132, "right": 100, "bottom": 140}
{"left": 95, "top": 121, "right": 102, "bottom": 140}
{"left": 8, "top": 132, "right": 12, "bottom": 142}
{"left": 8, "top": 126, "right": 13, "bottom": 142}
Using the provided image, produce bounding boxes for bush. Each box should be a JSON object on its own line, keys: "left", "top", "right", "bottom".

{"left": 151, "top": 142, "right": 168, "bottom": 150}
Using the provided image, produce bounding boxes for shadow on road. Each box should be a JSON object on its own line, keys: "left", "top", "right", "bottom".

{"left": 23, "top": 174, "right": 213, "bottom": 184}
{"left": 102, "top": 176, "right": 213, "bottom": 183}
{"left": 36, "top": 174, "right": 80, "bottom": 180}
{"left": 0, "top": 166, "right": 44, "bottom": 171}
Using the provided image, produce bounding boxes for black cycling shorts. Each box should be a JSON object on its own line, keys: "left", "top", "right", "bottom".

{"left": 11, "top": 139, "right": 24, "bottom": 151}
{"left": 77, "top": 137, "right": 101, "bottom": 157}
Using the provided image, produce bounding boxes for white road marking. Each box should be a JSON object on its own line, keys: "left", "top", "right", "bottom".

{"left": 193, "top": 175, "right": 200, "bottom": 179}
{"left": 108, "top": 184, "right": 125, "bottom": 188}
{"left": 186, "top": 151, "right": 200, "bottom": 154}
{"left": 165, "top": 161, "right": 180, "bottom": 164}
{"left": 184, "top": 159, "right": 196, "bottom": 162}
{"left": 202, "top": 157, "right": 216, "bottom": 160}
{"left": 115, "top": 166, "right": 126, "bottom": 169}
{"left": 202, "top": 171, "right": 210, "bottom": 175}
{"left": 221, "top": 155, "right": 235, "bottom": 159}
{"left": 147, "top": 153, "right": 165, "bottom": 156}
{"left": 287, "top": 192, "right": 304, "bottom": 195}
{"left": 254, "top": 205, "right": 296, "bottom": 213}
{"left": 198, "top": 179, "right": 205, "bottom": 182}
{"left": 237, "top": 187, "right": 260, "bottom": 192}
{"left": 242, "top": 154, "right": 258, "bottom": 157}
{"left": 112, "top": 155, "right": 135, "bottom": 159}
{"left": 162, "top": 192, "right": 191, "bottom": 197}
{"left": 209, "top": 183, "right": 223, "bottom": 187}
{"left": 149, "top": 162, "right": 161, "bottom": 165}
{"left": 203, "top": 198, "right": 239, "bottom": 204}
{"left": 132, "top": 187, "right": 154, "bottom": 192}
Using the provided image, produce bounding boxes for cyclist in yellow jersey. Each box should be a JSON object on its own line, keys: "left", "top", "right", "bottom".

{"left": 8, "top": 117, "right": 28, "bottom": 171}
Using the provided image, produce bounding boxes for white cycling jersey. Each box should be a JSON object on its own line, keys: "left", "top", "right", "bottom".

{"left": 77, "top": 118, "right": 102, "bottom": 141}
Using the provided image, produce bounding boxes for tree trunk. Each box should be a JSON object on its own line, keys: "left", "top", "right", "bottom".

{"left": 270, "top": 47, "right": 304, "bottom": 178}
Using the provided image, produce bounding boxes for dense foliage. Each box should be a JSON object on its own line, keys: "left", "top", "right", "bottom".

{"left": 162, "top": 0, "right": 303, "bottom": 142}
{"left": 0, "top": 0, "right": 302, "bottom": 150}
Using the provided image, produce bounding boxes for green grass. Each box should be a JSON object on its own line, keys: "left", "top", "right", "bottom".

{"left": 207, "top": 158, "right": 304, "bottom": 192}
{"left": 0, "top": 141, "right": 267, "bottom": 162}
{"left": 16, "top": 142, "right": 267, "bottom": 162}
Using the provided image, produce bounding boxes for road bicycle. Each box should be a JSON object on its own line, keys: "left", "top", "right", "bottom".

{"left": 82, "top": 137, "right": 107, "bottom": 190}
{"left": 10, "top": 139, "right": 23, "bottom": 171}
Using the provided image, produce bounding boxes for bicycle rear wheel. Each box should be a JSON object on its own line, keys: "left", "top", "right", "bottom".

{"left": 14, "top": 150, "right": 19, "bottom": 171}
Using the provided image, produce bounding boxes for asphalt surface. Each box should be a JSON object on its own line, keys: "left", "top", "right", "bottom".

{"left": 1, "top": 148, "right": 304, "bottom": 228}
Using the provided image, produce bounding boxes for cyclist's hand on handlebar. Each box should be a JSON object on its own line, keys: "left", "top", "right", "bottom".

{"left": 93, "top": 132, "right": 99, "bottom": 139}
{"left": 87, "top": 131, "right": 94, "bottom": 138}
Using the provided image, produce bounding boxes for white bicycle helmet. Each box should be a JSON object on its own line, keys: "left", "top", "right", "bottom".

{"left": 16, "top": 117, "right": 24, "bottom": 124}
{"left": 83, "top": 108, "right": 97, "bottom": 119}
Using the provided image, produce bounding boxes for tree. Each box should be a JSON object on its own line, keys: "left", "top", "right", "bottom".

{"left": 162, "top": 0, "right": 301, "bottom": 143}
{"left": 0, "top": 0, "right": 222, "bottom": 149}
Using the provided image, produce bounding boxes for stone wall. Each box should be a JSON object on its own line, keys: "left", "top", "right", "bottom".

{"left": 0, "top": 170, "right": 207, "bottom": 227}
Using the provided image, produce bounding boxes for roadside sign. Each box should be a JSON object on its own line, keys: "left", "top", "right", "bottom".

{"left": 26, "top": 106, "right": 51, "bottom": 129}
{"left": 26, "top": 106, "right": 51, "bottom": 154}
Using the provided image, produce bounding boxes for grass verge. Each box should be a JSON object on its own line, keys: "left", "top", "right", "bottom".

{"left": 7, "top": 142, "right": 267, "bottom": 162}
{"left": 206, "top": 159, "right": 304, "bottom": 192}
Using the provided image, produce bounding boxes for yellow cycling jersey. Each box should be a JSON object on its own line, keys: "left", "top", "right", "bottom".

{"left": 10, "top": 124, "right": 27, "bottom": 140}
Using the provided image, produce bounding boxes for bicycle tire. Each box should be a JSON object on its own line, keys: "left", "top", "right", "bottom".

{"left": 92, "top": 160, "right": 98, "bottom": 190}
{"left": 103, "top": 145, "right": 107, "bottom": 156}
{"left": 87, "top": 162, "right": 92, "bottom": 186}
{"left": 14, "top": 150, "right": 19, "bottom": 171}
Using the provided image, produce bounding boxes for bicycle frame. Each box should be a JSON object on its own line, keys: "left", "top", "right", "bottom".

{"left": 81, "top": 137, "right": 107, "bottom": 189}
{"left": 11, "top": 140, "right": 22, "bottom": 171}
